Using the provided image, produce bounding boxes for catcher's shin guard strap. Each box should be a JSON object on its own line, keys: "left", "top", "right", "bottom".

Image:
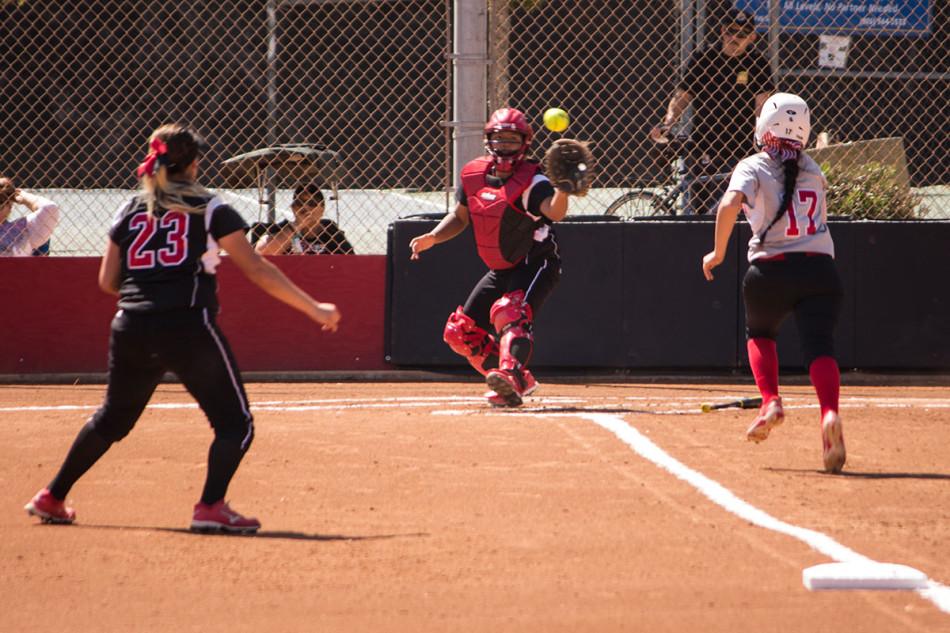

{"left": 443, "top": 307, "right": 498, "bottom": 375}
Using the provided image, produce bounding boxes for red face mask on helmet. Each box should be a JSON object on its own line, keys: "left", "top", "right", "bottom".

{"left": 483, "top": 108, "right": 534, "bottom": 171}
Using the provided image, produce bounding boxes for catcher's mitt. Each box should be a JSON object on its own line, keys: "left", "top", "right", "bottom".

{"left": 543, "top": 139, "right": 595, "bottom": 196}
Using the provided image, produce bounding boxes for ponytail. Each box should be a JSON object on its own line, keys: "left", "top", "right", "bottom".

{"left": 136, "top": 124, "right": 212, "bottom": 217}
{"left": 757, "top": 132, "right": 803, "bottom": 244}
{"left": 757, "top": 158, "right": 799, "bottom": 244}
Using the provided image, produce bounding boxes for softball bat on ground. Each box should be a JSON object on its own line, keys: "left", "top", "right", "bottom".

{"left": 700, "top": 396, "right": 763, "bottom": 413}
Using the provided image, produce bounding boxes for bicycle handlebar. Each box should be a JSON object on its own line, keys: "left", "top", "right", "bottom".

{"left": 651, "top": 134, "right": 694, "bottom": 154}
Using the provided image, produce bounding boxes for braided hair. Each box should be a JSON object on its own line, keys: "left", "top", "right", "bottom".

{"left": 757, "top": 132, "right": 802, "bottom": 244}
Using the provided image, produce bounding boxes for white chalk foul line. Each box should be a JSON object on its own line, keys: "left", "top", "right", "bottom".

{"left": 4, "top": 392, "right": 950, "bottom": 414}
{"left": 1, "top": 401, "right": 944, "bottom": 415}
{"left": 5, "top": 391, "right": 950, "bottom": 612}
{"left": 0, "top": 396, "right": 585, "bottom": 414}
{"left": 577, "top": 411, "right": 950, "bottom": 614}
{"left": 433, "top": 404, "right": 950, "bottom": 613}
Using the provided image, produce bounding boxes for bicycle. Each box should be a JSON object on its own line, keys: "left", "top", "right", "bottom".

{"left": 604, "top": 136, "right": 732, "bottom": 219}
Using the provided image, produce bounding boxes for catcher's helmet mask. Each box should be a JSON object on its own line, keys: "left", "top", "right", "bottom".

{"left": 484, "top": 108, "right": 534, "bottom": 172}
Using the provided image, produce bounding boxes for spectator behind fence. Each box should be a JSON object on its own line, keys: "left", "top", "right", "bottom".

{"left": 649, "top": 8, "right": 775, "bottom": 215}
{"left": 0, "top": 177, "right": 61, "bottom": 256}
{"left": 255, "top": 184, "right": 354, "bottom": 255}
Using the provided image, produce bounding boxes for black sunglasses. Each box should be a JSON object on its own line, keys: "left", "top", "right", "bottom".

{"left": 725, "top": 26, "right": 755, "bottom": 37}
{"left": 298, "top": 183, "right": 322, "bottom": 195}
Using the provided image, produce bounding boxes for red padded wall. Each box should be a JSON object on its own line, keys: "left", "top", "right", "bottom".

{"left": 0, "top": 256, "right": 388, "bottom": 374}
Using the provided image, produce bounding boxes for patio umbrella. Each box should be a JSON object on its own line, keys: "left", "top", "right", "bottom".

{"left": 220, "top": 144, "right": 342, "bottom": 220}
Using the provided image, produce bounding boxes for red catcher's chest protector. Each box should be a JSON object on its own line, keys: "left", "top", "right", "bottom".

{"left": 461, "top": 157, "right": 541, "bottom": 270}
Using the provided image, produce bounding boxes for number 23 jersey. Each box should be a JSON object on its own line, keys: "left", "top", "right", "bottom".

{"left": 728, "top": 151, "right": 835, "bottom": 262}
{"left": 108, "top": 194, "right": 248, "bottom": 313}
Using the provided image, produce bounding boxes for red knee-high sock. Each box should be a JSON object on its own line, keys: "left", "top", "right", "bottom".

{"left": 809, "top": 356, "right": 840, "bottom": 418}
{"left": 747, "top": 338, "right": 780, "bottom": 403}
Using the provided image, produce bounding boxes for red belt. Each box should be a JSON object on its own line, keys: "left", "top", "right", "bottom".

{"left": 758, "top": 251, "right": 824, "bottom": 262}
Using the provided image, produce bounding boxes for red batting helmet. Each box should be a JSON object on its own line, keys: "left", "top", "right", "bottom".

{"left": 484, "top": 108, "right": 533, "bottom": 171}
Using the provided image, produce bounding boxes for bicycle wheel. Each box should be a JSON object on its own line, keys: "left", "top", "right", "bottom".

{"left": 604, "top": 190, "right": 663, "bottom": 218}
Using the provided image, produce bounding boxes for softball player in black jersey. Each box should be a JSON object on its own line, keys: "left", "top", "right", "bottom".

{"left": 25, "top": 124, "right": 341, "bottom": 532}
{"left": 703, "top": 93, "right": 846, "bottom": 474}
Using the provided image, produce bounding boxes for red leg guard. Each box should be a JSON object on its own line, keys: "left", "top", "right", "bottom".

{"left": 490, "top": 291, "right": 534, "bottom": 373}
{"left": 497, "top": 326, "right": 532, "bottom": 371}
{"left": 747, "top": 338, "right": 780, "bottom": 404}
{"left": 443, "top": 307, "right": 497, "bottom": 376}
{"left": 809, "top": 355, "right": 840, "bottom": 418}
{"left": 489, "top": 290, "right": 534, "bottom": 333}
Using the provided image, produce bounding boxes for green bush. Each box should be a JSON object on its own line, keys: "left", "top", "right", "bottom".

{"left": 822, "top": 162, "right": 926, "bottom": 219}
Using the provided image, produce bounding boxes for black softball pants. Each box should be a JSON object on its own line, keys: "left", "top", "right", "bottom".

{"left": 463, "top": 252, "right": 562, "bottom": 332}
{"left": 743, "top": 253, "right": 844, "bottom": 367}
{"left": 49, "top": 308, "right": 253, "bottom": 505}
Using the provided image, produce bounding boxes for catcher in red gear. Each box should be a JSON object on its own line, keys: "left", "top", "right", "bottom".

{"left": 410, "top": 107, "right": 581, "bottom": 407}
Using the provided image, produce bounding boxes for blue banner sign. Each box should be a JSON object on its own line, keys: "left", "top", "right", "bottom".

{"left": 736, "top": 0, "right": 932, "bottom": 36}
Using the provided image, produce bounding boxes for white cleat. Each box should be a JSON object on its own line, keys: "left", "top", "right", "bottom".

{"left": 821, "top": 411, "right": 846, "bottom": 474}
{"left": 746, "top": 397, "right": 784, "bottom": 443}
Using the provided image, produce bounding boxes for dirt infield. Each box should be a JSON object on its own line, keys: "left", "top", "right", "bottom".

{"left": 2, "top": 380, "right": 949, "bottom": 632}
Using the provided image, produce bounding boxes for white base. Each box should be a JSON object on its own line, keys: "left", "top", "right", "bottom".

{"left": 803, "top": 562, "right": 928, "bottom": 591}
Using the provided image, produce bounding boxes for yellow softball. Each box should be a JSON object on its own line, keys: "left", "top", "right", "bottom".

{"left": 543, "top": 108, "right": 570, "bottom": 133}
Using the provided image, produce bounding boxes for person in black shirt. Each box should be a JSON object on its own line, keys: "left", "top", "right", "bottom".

{"left": 255, "top": 184, "right": 355, "bottom": 255}
{"left": 649, "top": 9, "right": 775, "bottom": 215}
{"left": 25, "top": 124, "right": 340, "bottom": 533}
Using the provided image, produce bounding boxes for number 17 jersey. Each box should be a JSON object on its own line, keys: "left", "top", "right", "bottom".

{"left": 727, "top": 151, "right": 835, "bottom": 262}
{"left": 108, "top": 194, "right": 248, "bottom": 313}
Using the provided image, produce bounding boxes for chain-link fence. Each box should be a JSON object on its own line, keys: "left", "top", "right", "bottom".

{"left": 0, "top": 1, "right": 946, "bottom": 256}
{"left": 0, "top": 0, "right": 451, "bottom": 255}
{"left": 492, "top": 0, "right": 947, "bottom": 220}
